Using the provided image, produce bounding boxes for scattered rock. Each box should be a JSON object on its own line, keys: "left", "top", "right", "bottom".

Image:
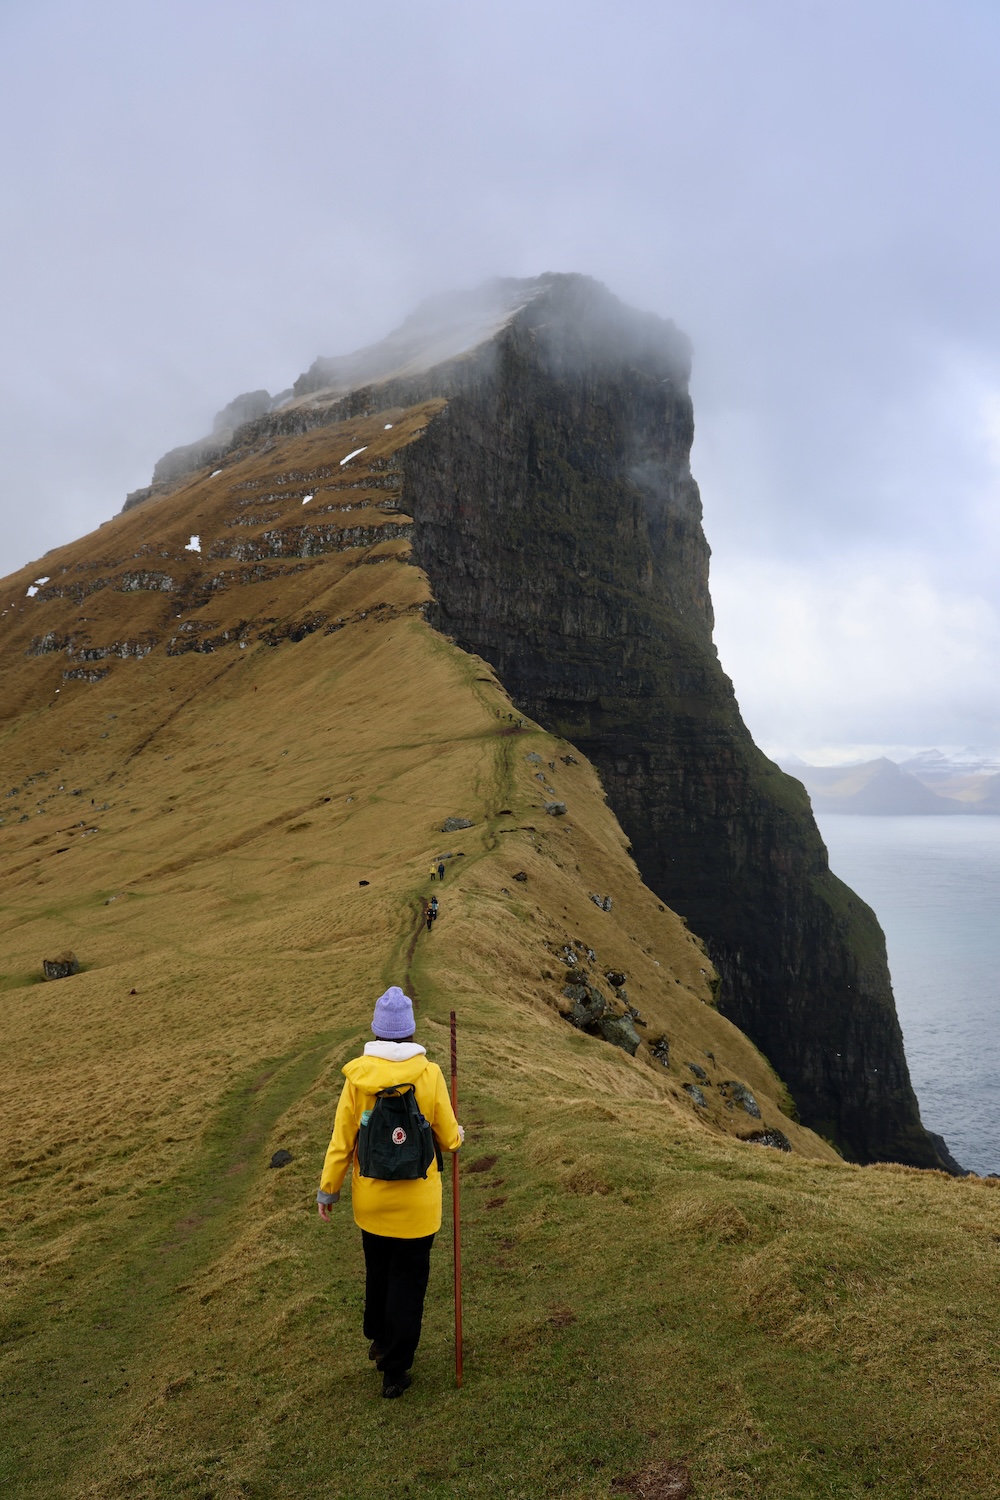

{"left": 524, "top": 752, "right": 542, "bottom": 764}
{"left": 719, "top": 1080, "right": 761, "bottom": 1118}
{"left": 597, "top": 1014, "right": 641, "bottom": 1056}
{"left": 442, "top": 816, "right": 473, "bottom": 832}
{"left": 741, "top": 1127, "right": 792, "bottom": 1152}
{"left": 566, "top": 987, "right": 607, "bottom": 1029}
{"left": 650, "top": 1037, "right": 670, "bottom": 1068}
{"left": 269, "top": 1149, "right": 293, "bottom": 1169}
{"left": 42, "top": 951, "right": 80, "bottom": 981}
{"left": 686, "top": 1062, "right": 708, "bottom": 1082}
{"left": 683, "top": 1083, "right": 707, "bottom": 1107}
{"left": 118, "top": 571, "right": 174, "bottom": 594}
{"left": 544, "top": 801, "right": 567, "bottom": 816}
{"left": 358, "top": 879, "right": 369, "bottom": 887}
{"left": 560, "top": 754, "right": 578, "bottom": 765}
{"left": 606, "top": 970, "right": 627, "bottom": 989}
{"left": 513, "top": 871, "right": 528, "bottom": 882}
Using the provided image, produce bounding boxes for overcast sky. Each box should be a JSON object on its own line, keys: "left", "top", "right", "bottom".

{"left": 2, "top": 0, "right": 998, "bottom": 759}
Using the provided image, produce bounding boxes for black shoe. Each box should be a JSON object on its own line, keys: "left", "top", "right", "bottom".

{"left": 367, "top": 1341, "right": 384, "bottom": 1364}
{"left": 382, "top": 1372, "right": 412, "bottom": 1399}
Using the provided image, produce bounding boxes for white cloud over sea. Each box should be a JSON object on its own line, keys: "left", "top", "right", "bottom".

{"left": 696, "top": 345, "right": 1000, "bottom": 758}
{"left": 711, "top": 553, "right": 1000, "bottom": 759}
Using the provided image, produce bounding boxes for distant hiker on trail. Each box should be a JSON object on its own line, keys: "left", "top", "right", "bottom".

{"left": 429, "top": 864, "right": 437, "bottom": 881}
{"left": 425, "top": 896, "right": 439, "bottom": 932}
{"left": 437, "top": 861, "right": 445, "bottom": 881}
{"left": 317, "top": 987, "right": 463, "bottom": 1399}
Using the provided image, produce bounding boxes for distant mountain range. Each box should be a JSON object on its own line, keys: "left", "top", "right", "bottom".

{"left": 779, "top": 750, "right": 1000, "bottom": 815}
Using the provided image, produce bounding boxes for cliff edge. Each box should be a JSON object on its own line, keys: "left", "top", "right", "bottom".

{"left": 129, "top": 273, "right": 944, "bottom": 1167}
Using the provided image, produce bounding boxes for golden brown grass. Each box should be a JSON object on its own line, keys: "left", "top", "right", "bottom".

{"left": 2, "top": 413, "right": 1000, "bottom": 1498}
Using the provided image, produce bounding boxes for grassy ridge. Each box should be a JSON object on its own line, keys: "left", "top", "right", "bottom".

{"left": 2, "top": 421, "right": 1000, "bottom": 1497}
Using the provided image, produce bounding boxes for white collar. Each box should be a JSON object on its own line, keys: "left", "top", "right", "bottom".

{"left": 364, "top": 1041, "right": 427, "bottom": 1061}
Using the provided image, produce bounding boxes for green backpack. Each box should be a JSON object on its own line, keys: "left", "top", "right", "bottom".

{"left": 356, "top": 1084, "right": 441, "bottom": 1181}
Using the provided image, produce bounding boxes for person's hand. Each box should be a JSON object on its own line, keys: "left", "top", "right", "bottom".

{"left": 457, "top": 1125, "right": 466, "bottom": 1144}
{"left": 317, "top": 1193, "right": 340, "bottom": 1222}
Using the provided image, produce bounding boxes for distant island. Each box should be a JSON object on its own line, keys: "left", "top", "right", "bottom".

{"left": 779, "top": 749, "right": 1000, "bottom": 814}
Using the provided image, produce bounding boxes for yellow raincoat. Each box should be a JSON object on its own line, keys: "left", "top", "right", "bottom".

{"left": 319, "top": 1042, "right": 461, "bottom": 1238}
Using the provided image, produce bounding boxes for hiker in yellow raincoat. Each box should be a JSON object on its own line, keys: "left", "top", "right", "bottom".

{"left": 317, "top": 985, "right": 463, "bottom": 1398}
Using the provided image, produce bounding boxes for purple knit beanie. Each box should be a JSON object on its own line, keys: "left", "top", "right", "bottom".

{"left": 371, "top": 985, "right": 415, "bottom": 1040}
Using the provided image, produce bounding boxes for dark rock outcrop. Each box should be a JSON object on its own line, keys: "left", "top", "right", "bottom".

{"left": 564, "top": 984, "right": 607, "bottom": 1028}
{"left": 42, "top": 951, "right": 79, "bottom": 980}
{"left": 213, "top": 389, "right": 274, "bottom": 434}
{"left": 596, "top": 1013, "right": 642, "bottom": 1055}
{"left": 719, "top": 1080, "right": 762, "bottom": 1119}
{"left": 743, "top": 1128, "right": 793, "bottom": 1152}
{"left": 132, "top": 273, "right": 946, "bottom": 1169}
{"left": 392, "top": 274, "right": 941, "bottom": 1168}
{"left": 125, "top": 389, "right": 289, "bottom": 509}
{"left": 926, "top": 1131, "right": 968, "bottom": 1177}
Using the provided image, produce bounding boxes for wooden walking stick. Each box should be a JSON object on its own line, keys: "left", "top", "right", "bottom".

{"left": 450, "top": 1009, "right": 464, "bottom": 1388}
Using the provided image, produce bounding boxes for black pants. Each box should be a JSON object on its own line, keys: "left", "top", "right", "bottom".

{"left": 361, "top": 1229, "right": 435, "bottom": 1379}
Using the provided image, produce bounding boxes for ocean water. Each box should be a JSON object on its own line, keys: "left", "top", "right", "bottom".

{"left": 816, "top": 814, "right": 1000, "bottom": 1175}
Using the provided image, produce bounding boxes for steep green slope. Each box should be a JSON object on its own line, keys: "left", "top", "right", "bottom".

{"left": 2, "top": 413, "right": 1000, "bottom": 1500}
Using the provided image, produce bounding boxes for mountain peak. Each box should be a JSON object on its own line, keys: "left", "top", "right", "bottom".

{"left": 292, "top": 272, "right": 690, "bottom": 402}
{"left": 127, "top": 275, "right": 693, "bottom": 511}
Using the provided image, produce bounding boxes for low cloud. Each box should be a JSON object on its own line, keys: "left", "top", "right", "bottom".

{"left": 710, "top": 552, "right": 1000, "bottom": 758}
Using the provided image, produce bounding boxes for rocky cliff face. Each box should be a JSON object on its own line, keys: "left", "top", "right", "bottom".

{"left": 133, "top": 273, "right": 944, "bottom": 1167}
{"left": 394, "top": 275, "right": 939, "bottom": 1166}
